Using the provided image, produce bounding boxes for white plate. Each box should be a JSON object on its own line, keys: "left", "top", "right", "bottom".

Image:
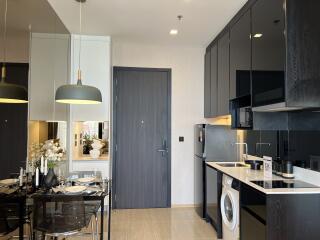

{"left": 0, "top": 179, "right": 18, "bottom": 186}
{"left": 77, "top": 177, "right": 95, "bottom": 183}
{"left": 65, "top": 186, "right": 87, "bottom": 193}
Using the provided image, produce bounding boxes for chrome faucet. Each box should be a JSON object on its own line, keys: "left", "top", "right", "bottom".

{"left": 232, "top": 142, "right": 248, "bottom": 162}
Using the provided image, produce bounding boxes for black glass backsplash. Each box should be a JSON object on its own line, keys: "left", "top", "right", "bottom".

{"left": 243, "top": 130, "right": 320, "bottom": 172}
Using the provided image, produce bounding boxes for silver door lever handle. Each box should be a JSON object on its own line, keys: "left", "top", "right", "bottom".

{"left": 157, "top": 149, "right": 167, "bottom": 152}
{"left": 157, "top": 148, "right": 168, "bottom": 157}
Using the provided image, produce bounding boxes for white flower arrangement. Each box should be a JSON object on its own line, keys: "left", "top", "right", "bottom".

{"left": 41, "top": 139, "right": 65, "bottom": 169}
{"left": 29, "top": 139, "right": 65, "bottom": 170}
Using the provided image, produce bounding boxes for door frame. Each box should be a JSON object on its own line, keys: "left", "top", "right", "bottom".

{"left": 112, "top": 66, "right": 172, "bottom": 209}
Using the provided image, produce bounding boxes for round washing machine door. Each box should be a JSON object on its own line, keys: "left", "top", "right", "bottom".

{"left": 220, "top": 189, "right": 237, "bottom": 231}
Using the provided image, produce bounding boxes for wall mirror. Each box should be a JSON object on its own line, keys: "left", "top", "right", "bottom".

{"left": 72, "top": 121, "right": 109, "bottom": 161}
{"left": 0, "top": 0, "right": 70, "bottom": 179}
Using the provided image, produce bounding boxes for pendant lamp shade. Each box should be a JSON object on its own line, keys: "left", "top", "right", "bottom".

{"left": 55, "top": 0, "right": 102, "bottom": 105}
{"left": 0, "top": 82, "right": 28, "bottom": 103}
{"left": 0, "top": 66, "right": 28, "bottom": 104}
{"left": 0, "top": 0, "right": 28, "bottom": 104}
{"left": 55, "top": 81, "right": 102, "bottom": 104}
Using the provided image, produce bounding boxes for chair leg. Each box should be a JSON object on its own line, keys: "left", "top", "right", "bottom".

{"left": 95, "top": 213, "right": 98, "bottom": 240}
{"left": 91, "top": 216, "right": 95, "bottom": 240}
{"left": 28, "top": 222, "right": 32, "bottom": 240}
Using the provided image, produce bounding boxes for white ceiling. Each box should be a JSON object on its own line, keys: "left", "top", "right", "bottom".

{"left": 48, "top": 0, "right": 248, "bottom": 47}
{"left": 0, "top": 0, "right": 68, "bottom": 34}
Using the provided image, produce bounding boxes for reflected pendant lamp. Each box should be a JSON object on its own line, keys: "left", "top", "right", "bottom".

{"left": 0, "top": 0, "right": 28, "bottom": 104}
{"left": 55, "top": 0, "right": 102, "bottom": 105}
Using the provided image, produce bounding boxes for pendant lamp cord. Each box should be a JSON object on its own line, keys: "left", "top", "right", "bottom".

{"left": 77, "top": 0, "right": 83, "bottom": 85}
{"left": 1, "top": 0, "right": 8, "bottom": 82}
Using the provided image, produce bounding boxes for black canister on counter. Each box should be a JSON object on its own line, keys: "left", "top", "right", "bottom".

{"left": 282, "top": 161, "right": 294, "bottom": 179}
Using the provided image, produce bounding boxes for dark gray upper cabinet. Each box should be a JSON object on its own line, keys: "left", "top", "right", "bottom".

{"left": 210, "top": 44, "right": 218, "bottom": 117}
{"left": 251, "top": 0, "right": 286, "bottom": 108}
{"left": 230, "top": 10, "right": 251, "bottom": 99}
{"left": 204, "top": 51, "right": 211, "bottom": 118}
{"left": 217, "top": 31, "right": 230, "bottom": 116}
{"left": 204, "top": 0, "right": 320, "bottom": 117}
{"left": 286, "top": 0, "right": 320, "bottom": 108}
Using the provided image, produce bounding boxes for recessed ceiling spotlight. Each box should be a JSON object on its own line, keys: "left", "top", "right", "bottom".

{"left": 170, "top": 29, "right": 178, "bottom": 35}
{"left": 254, "top": 33, "right": 263, "bottom": 38}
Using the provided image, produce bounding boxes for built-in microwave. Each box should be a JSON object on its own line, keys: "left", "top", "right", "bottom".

{"left": 230, "top": 95, "right": 253, "bottom": 129}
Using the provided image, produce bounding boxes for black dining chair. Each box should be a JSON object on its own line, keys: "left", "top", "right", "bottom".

{"left": 32, "top": 194, "right": 96, "bottom": 240}
{"left": 0, "top": 195, "right": 32, "bottom": 240}
{"left": 67, "top": 170, "right": 103, "bottom": 239}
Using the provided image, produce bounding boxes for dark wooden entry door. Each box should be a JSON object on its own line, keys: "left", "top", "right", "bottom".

{"left": 113, "top": 67, "right": 171, "bottom": 209}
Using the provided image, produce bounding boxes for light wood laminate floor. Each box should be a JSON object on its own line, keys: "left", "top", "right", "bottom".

{"left": 110, "top": 208, "right": 217, "bottom": 240}
{"left": 1, "top": 208, "right": 217, "bottom": 240}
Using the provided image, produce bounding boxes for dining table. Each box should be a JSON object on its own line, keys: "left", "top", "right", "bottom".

{"left": 0, "top": 175, "right": 112, "bottom": 240}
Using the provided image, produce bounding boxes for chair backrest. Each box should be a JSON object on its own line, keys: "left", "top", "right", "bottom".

{"left": 0, "top": 196, "right": 24, "bottom": 236}
{"left": 33, "top": 194, "right": 87, "bottom": 234}
{"left": 68, "top": 171, "right": 102, "bottom": 179}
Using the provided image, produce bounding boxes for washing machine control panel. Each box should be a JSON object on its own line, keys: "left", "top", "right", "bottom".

{"left": 222, "top": 175, "right": 240, "bottom": 190}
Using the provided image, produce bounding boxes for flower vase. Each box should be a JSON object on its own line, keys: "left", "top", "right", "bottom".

{"left": 44, "top": 168, "right": 58, "bottom": 189}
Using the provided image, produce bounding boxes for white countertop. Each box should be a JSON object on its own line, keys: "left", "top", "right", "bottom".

{"left": 206, "top": 162, "right": 320, "bottom": 195}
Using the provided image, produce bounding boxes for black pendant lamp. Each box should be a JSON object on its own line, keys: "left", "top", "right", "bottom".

{"left": 0, "top": 0, "right": 28, "bottom": 104}
{"left": 55, "top": 0, "right": 102, "bottom": 104}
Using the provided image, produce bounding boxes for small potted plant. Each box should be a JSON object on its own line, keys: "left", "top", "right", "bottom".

{"left": 82, "top": 134, "right": 93, "bottom": 155}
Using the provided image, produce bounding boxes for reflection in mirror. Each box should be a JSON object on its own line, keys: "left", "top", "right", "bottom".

{"left": 0, "top": 0, "right": 70, "bottom": 179}
{"left": 28, "top": 121, "right": 67, "bottom": 174}
{"left": 28, "top": 121, "right": 67, "bottom": 150}
{"left": 72, "top": 121, "right": 109, "bottom": 161}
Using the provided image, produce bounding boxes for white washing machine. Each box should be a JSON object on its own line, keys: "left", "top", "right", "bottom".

{"left": 220, "top": 174, "right": 240, "bottom": 240}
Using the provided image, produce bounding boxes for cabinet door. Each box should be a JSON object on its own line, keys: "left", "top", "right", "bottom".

{"left": 251, "top": 0, "right": 285, "bottom": 107}
{"left": 204, "top": 51, "right": 211, "bottom": 118}
{"left": 286, "top": 0, "right": 320, "bottom": 108}
{"left": 29, "top": 33, "right": 69, "bottom": 121}
{"left": 217, "top": 31, "right": 230, "bottom": 116}
{"left": 230, "top": 10, "right": 251, "bottom": 99}
{"left": 210, "top": 44, "right": 218, "bottom": 117}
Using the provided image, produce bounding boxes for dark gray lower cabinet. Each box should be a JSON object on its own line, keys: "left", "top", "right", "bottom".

{"left": 267, "top": 194, "right": 320, "bottom": 240}
{"left": 241, "top": 208, "right": 266, "bottom": 240}
{"left": 240, "top": 183, "right": 320, "bottom": 240}
{"left": 240, "top": 183, "right": 266, "bottom": 240}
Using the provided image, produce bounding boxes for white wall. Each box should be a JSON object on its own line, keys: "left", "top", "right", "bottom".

{"left": 112, "top": 40, "right": 205, "bottom": 205}
{"left": 0, "top": 31, "right": 29, "bottom": 63}
{"left": 69, "top": 35, "right": 111, "bottom": 180}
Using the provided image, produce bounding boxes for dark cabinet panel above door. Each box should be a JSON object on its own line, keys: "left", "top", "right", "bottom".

{"left": 230, "top": 10, "right": 251, "bottom": 99}
{"left": 251, "top": 0, "right": 286, "bottom": 108}
{"left": 217, "top": 31, "right": 230, "bottom": 116}
{"left": 210, "top": 44, "right": 218, "bottom": 117}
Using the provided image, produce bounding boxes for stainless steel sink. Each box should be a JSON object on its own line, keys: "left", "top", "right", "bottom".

{"left": 216, "top": 162, "right": 247, "bottom": 167}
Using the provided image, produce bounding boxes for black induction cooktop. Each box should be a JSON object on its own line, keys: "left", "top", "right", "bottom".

{"left": 251, "top": 180, "right": 319, "bottom": 189}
